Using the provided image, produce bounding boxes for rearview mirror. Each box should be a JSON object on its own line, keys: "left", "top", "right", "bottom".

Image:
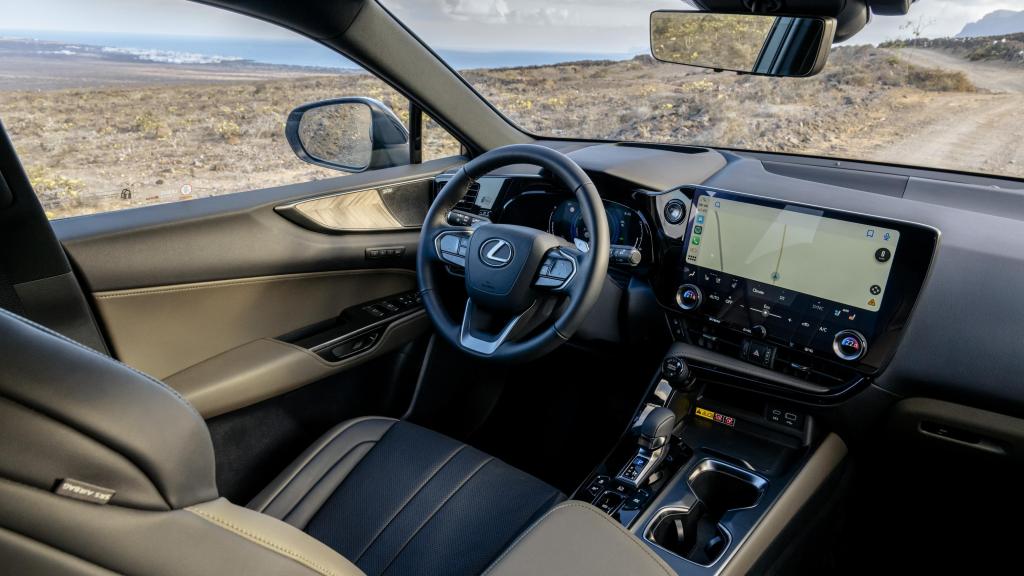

{"left": 650, "top": 11, "right": 835, "bottom": 77}
{"left": 286, "top": 97, "right": 409, "bottom": 173}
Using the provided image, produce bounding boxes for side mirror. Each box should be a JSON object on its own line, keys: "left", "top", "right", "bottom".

{"left": 650, "top": 11, "right": 836, "bottom": 78}
{"left": 285, "top": 97, "right": 410, "bottom": 173}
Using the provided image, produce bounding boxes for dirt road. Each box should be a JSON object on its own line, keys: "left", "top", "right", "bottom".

{"left": 895, "top": 48, "right": 1024, "bottom": 93}
{"left": 867, "top": 48, "right": 1024, "bottom": 176}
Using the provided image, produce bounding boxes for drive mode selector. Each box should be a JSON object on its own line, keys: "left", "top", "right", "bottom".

{"left": 833, "top": 330, "right": 867, "bottom": 361}
{"left": 676, "top": 284, "right": 703, "bottom": 311}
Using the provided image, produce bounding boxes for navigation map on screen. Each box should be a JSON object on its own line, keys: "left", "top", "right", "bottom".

{"left": 685, "top": 195, "right": 900, "bottom": 311}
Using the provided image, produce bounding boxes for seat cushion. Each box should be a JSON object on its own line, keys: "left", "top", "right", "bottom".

{"left": 249, "top": 417, "right": 565, "bottom": 576}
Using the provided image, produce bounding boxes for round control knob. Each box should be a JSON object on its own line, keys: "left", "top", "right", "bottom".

{"left": 664, "top": 199, "right": 686, "bottom": 225}
{"left": 675, "top": 284, "right": 702, "bottom": 311}
{"left": 751, "top": 324, "right": 767, "bottom": 339}
{"left": 833, "top": 330, "right": 868, "bottom": 362}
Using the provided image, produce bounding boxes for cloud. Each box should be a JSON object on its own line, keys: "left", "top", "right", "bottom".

{"left": 441, "top": 0, "right": 511, "bottom": 23}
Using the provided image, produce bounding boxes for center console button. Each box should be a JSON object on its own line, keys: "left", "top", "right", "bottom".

{"left": 832, "top": 329, "right": 867, "bottom": 361}
{"left": 675, "top": 284, "right": 702, "bottom": 311}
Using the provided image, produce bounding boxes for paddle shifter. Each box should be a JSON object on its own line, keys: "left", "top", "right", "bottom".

{"left": 617, "top": 406, "right": 676, "bottom": 488}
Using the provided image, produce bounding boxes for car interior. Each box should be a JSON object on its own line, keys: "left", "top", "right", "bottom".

{"left": 1, "top": 0, "right": 1023, "bottom": 574}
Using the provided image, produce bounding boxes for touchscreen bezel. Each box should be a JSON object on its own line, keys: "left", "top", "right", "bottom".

{"left": 678, "top": 187, "right": 938, "bottom": 373}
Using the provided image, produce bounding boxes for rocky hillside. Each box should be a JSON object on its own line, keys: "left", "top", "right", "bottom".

{"left": 958, "top": 9, "right": 1024, "bottom": 38}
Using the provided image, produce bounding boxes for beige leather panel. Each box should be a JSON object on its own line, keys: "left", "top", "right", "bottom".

{"left": 0, "top": 479, "right": 365, "bottom": 576}
{"left": 165, "top": 312, "right": 429, "bottom": 418}
{"left": 94, "top": 269, "right": 415, "bottom": 379}
{"left": 484, "top": 501, "right": 675, "bottom": 576}
{"left": 186, "top": 498, "right": 365, "bottom": 576}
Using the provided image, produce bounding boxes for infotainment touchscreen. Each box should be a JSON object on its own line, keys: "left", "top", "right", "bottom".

{"left": 685, "top": 194, "right": 900, "bottom": 311}
{"left": 678, "top": 189, "right": 909, "bottom": 360}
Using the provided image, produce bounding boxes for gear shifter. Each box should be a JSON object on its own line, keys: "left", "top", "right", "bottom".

{"left": 618, "top": 406, "right": 676, "bottom": 488}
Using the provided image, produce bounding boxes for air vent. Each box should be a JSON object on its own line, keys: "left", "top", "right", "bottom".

{"left": 433, "top": 177, "right": 479, "bottom": 211}
{"left": 453, "top": 181, "right": 480, "bottom": 212}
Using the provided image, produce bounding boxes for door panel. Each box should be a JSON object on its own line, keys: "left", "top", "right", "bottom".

{"left": 52, "top": 159, "right": 460, "bottom": 291}
{"left": 52, "top": 158, "right": 463, "bottom": 414}
{"left": 94, "top": 269, "right": 416, "bottom": 380}
{"left": 165, "top": 312, "right": 428, "bottom": 418}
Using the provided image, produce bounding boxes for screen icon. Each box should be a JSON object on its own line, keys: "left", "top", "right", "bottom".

{"left": 869, "top": 285, "right": 882, "bottom": 295}
{"left": 875, "top": 248, "right": 891, "bottom": 262}
{"left": 883, "top": 232, "right": 892, "bottom": 241}
{"left": 691, "top": 236, "right": 701, "bottom": 245}
{"left": 696, "top": 214, "right": 705, "bottom": 224}
{"left": 694, "top": 225, "right": 703, "bottom": 235}
{"left": 866, "top": 229, "right": 875, "bottom": 239}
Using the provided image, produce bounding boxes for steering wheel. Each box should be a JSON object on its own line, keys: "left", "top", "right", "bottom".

{"left": 417, "top": 144, "right": 609, "bottom": 362}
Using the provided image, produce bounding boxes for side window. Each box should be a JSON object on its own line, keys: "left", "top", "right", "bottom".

{"left": 0, "top": 0, "right": 461, "bottom": 219}
{"left": 423, "top": 115, "right": 463, "bottom": 161}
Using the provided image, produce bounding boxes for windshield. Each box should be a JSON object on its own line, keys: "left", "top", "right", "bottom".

{"left": 384, "top": 0, "right": 1024, "bottom": 179}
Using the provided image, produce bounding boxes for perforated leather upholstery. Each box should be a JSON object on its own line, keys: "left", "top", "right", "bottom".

{"left": 251, "top": 417, "right": 565, "bottom": 576}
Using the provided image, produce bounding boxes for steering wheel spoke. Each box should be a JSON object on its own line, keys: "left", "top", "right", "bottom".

{"left": 459, "top": 299, "right": 532, "bottom": 356}
{"left": 533, "top": 247, "right": 580, "bottom": 292}
{"left": 433, "top": 226, "right": 474, "bottom": 269}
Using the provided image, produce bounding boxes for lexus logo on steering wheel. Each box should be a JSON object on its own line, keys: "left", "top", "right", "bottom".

{"left": 479, "top": 238, "right": 514, "bottom": 268}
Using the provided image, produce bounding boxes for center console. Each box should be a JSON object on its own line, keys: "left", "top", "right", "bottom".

{"left": 658, "top": 186, "right": 937, "bottom": 397}
{"left": 568, "top": 186, "right": 938, "bottom": 572}
{"left": 573, "top": 347, "right": 849, "bottom": 574}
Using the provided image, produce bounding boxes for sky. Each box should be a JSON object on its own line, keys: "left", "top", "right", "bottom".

{"left": 0, "top": 0, "right": 1023, "bottom": 54}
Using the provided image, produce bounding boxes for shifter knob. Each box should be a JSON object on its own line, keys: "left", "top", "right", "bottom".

{"left": 640, "top": 407, "right": 676, "bottom": 450}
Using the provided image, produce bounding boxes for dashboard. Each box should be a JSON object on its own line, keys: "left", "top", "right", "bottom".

{"left": 428, "top": 140, "right": 1024, "bottom": 461}
{"left": 436, "top": 159, "right": 940, "bottom": 400}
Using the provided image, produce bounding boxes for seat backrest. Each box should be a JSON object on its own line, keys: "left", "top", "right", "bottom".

{"left": 0, "top": 308, "right": 364, "bottom": 576}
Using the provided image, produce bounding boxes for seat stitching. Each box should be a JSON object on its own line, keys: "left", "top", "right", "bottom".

{"left": 254, "top": 417, "right": 395, "bottom": 513}
{"left": 281, "top": 440, "right": 376, "bottom": 526}
{"left": 186, "top": 506, "right": 342, "bottom": 576}
{"left": 376, "top": 457, "right": 495, "bottom": 576}
{"left": 0, "top": 308, "right": 201, "bottom": 419}
{"left": 351, "top": 443, "right": 468, "bottom": 564}
{"left": 481, "top": 501, "right": 675, "bottom": 576}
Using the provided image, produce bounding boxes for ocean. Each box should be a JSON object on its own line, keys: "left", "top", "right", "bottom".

{"left": 0, "top": 29, "right": 638, "bottom": 70}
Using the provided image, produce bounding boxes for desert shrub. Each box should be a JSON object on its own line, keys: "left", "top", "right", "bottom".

{"left": 214, "top": 120, "right": 242, "bottom": 143}
{"left": 905, "top": 68, "right": 976, "bottom": 92}
{"left": 25, "top": 164, "right": 86, "bottom": 210}
{"left": 131, "top": 110, "right": 171, "bottom": 139}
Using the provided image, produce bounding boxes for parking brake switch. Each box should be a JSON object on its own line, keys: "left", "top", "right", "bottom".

{"left": 617, "top": 407, "right": 676, "bottom": 488}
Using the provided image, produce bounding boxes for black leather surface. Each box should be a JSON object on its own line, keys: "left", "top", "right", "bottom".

{"left": 255, "top": 417, "right": 565, "bottom": 576}
{"left": 0, "top": 308, "right": 217, "bottom": 510}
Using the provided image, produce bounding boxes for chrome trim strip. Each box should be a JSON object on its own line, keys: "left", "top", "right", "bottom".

{"left": 459, "top": 299, "right": 532, "bottom": 356}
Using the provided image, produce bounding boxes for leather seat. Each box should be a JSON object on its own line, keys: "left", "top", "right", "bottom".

{"left": 251, "top": 417, "right": 564, "bottom": 576}
{"left": 0, "top": 308, "right": 562, "bottom": 575}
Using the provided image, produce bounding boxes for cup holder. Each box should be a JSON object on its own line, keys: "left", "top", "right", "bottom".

{"left": 645, "top": 460, "right": 767, "bottom": 566}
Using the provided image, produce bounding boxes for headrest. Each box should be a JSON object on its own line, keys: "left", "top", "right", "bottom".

{"left": 0, "top": 309, "right": 217, "bottom": 510}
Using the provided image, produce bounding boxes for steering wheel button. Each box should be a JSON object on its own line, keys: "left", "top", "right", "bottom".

{"left": 550, "top": 259, "right": 573, "bottom": 279}
{"left": 439, "top": 235, "right": 460, "bottom": 254}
